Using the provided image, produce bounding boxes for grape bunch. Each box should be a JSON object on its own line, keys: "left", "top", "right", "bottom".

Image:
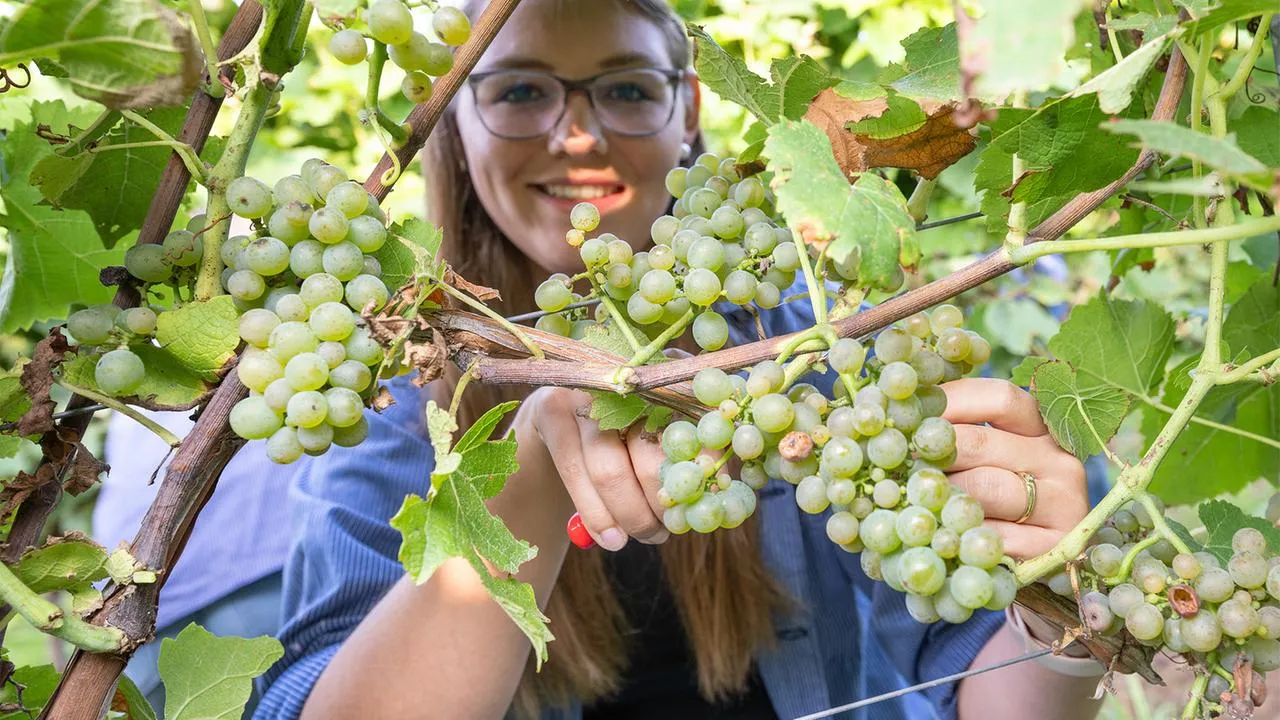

{"left": 532, "top": 152, "right": 804, "bottom": 351}
{"left": 208, "top": 160, "right": 394, "bottom": 463}
{"left": 1046, "top": 503, "right": 1280, "bottom": 710}
{"left": 328, "top": 1, "right": 471, "bottom": 104}
{"left": 65, "top": 303, "right": 164, "bottom": 397}
{"left": 656, "top": 304, "right": 1007, "bottom": 624}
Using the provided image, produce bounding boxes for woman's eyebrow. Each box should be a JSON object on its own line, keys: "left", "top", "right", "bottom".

{"left": 599, "top": 52, "right": 666, "bottom": 69}
{"left": 484, "top": 56, "right": 556, "bottom": 71}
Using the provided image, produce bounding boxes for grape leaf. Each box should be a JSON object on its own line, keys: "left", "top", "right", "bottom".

{"left": 687, "top": 25, "right": 835, "bottom": 123}
{"left": 0, "top": 0, "right": 201, "bottom": 109}
{"left": 60, "top": 345, "right": 212, "bottom": 411}
{"left": 391, "top": 400, "right": 550, "bottom": 665}
{"left": 1030, "top": 361, "right": 1132, "bottom": 457}
{"left": 0, "top": 362, "right": 32, "bottom": 424}
{"left": 1188, "top": 0, "right": 1278, "bottom": 36}
{"left": 157, "top": 624, "right": 283, "bottom": 720}
{"left": 1197, "top": 499, "right": 1280, "bottom": 564}
{"left": 880, "top": 24, "right": 962, "bottom": 102}
{"left": 113, "top": 673, "right": 157, "bottom": 720}
{"left": 1236, "top": 105, "right": 1280, "bottom": 168}
{"left": 0, "top": 102, "right": 128, "bottom": 333}
{"left": 587, "top": 391, "right": 672, "bottom": 433}
{"left": 378, "top": 219, "right": 444, "bottom": 290}
{"left": 1148, "top": 279, "right": 1280, "bottom": 503}
{"left": 0, "top": 665, "right": 59, "bottom": 720}
{"left": 963, "top": 0, "right": 1082, "bottom": 101}
{"left": 155, "top": 297, "right": 240, "bottom": 381}
{"left": 29, "top": 107, "right": 196, "bottom": 247}
{"left": 978, "top": 298, "right": 1061, "bottom": 356}
{"left": 1102, "top": 119, "right": 1271, "bottom": 183}
{"left": 1067, "top": 30, "right": 1180, "bottom": 113}
{"left": 764, "top": 119, "right": 919, "bottom": 291}
{"left": 580, "top": 322, "right": 634, "bottom": 360}
{"left": 13, "top": 537, "right": 109, "bottom": 594}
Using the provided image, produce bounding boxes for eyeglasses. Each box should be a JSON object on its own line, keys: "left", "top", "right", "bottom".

{"left": 466, "top": 67, "right": 685, "bottom": 140}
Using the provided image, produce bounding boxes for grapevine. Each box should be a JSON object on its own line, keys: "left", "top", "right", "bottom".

{"left": 0, "top": 1, "right": 1276, "bottom": 719}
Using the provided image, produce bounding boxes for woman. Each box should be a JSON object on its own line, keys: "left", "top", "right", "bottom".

{"left": 255, "top": 1, "right": 1106, "bottom": 718}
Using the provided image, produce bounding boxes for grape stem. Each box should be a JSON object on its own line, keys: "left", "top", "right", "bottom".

{"left": 1101, "top": 533, "right": 1162, "bottom": 586}
{"left": 1181, "top": 673, "right": 1209, "bottom": 720}
{"left": 905, "top": 177, "right": 936, "bottom": 224}
{"left": 1217, "top": 347, "right": 1280, "bottom": 385}
{"left": 625, "top": 308, "right": 695, "bottom": 368}
{"left": 54, "top": 109, "right": 121, "bottom": 157}
{"left": 119, "top": 110, "right": 209, "bottom": 186}
{"left": 187, "top": 0, "right": 226, "bottom": 99}
{"left": 794, "top": 236, "right": 828, "bottom": 326}
{"left": 586, "top": 276, "right": 644, "bottom": 353}
{"left": 1209, "top": 13, "right": 1274, "bottom": 103}
{"left": 54, "top": 380, "right": 181, "bottom": 447}
{"left": 1004, "top": 91, "right": 1029, "bottom": 250}
{"left": 365, "top": 42, "right": 411, "bottom": 145}
{"left": 0, "top": 560, "right": 125, "bottom": 654}
{"left": 1136, "top": 393, "right": 1280, "bottom": 451}
{"left": 439, "top": 282, "right": 545, "bottom": 360}
{"left": 1005, "top": 215, "right": 1280, "bottom": 266}
{"left": 1138, "top": 492, "right": 1193, "bottom": 556}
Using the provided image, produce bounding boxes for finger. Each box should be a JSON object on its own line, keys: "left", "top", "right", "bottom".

{"left": 947, "top": 466, "right": 1035, "bottom": 525}
{"left": 984, "top": 520, "right": 1066, "bottom": 562}
{"left": 626, "top": 423, "right": 669, "bottom": 523}
{"left": 941, "top": 378, "right": 1049, "bottom": 437}
{"left": 577, "top": 419, "right": 668, "bottom": 545}
{"left": 949, "top": 424, "right": 1062, "bottom": 474}
{"left": 532, "top": 392, "right": 627, "bottom": 551}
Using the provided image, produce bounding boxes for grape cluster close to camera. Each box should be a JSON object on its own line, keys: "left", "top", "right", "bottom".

{"left": 328, "top": 0, "right": 471, "bottom": 104}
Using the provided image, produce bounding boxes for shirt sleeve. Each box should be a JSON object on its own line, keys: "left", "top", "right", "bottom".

{"left": 254, "top": 377, "right": 437, "bottom": 720}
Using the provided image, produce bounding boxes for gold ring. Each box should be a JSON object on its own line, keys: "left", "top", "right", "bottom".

{"left": 1015, "top": 472, "right": 1037, "bottom": 524}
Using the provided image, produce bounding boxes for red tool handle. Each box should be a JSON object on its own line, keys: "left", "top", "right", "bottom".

{"left": 565, "top": 512, "right": 595, "bottom": 549}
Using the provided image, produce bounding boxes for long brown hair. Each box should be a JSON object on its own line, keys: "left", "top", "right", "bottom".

{"left": 424, "top": 1, "right": 791, "bottom": 716}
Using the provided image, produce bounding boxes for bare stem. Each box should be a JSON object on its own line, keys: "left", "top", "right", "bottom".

{"left": 1210, "top": 14, "right": 1274, "bottom": 102}
{"left": 119, "top": 110, "right": 208, "bottom": 185}
{"left": 1139, "top": 492, "right": 1192, "bottom": 555}
{"left": 1217, "top": 347, "right": 1280, "bottom": 384}
{"left": 0, "top": 561, "right": 124, "bottom": 653}
{"left": 1007, "top": 215, "right": 1280, "bottom": 265}
{"left": 55, "top": 381, "right": 181, "bottom": 448}
{"left": 187, "top": 0, "right": 225, "bottom": 98}
{"left": 906, "top": 177, "right": 936, "bottom": 224}
{"left": 440, "top": 283, "right": 545, "bottom": 360}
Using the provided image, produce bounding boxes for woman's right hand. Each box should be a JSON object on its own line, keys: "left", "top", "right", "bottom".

{"left": 513, "top": 386, "right": 671, "bottom": 551}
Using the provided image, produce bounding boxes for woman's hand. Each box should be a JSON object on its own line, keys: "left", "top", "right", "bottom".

{"left": 941, "top": 378, "right": 1088, "bottom": 560}
{"left": 516, "top": 386, "right": 670, "bottom": 551}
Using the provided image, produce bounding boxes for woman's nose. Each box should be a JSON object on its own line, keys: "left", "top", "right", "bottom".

{"left": 548, "top": 93, "right": 608, "bottom": 156}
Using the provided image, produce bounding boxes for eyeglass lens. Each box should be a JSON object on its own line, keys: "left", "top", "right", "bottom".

{"left": 472, "top": 69, "right": 677, "bottom": 138}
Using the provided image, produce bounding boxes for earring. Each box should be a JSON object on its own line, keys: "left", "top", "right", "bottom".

{"left": 679, "top": 142, "right": 692, "bottom": 161}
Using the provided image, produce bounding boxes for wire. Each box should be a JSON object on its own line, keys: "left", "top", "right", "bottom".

{"left": 917, "top": 210, "right": 984, "bottom": 231}
{"left": 503, "top": 298, "right": 602, "bottom": 324}
{"left": 792, "top": 647, "right": 1054, "bottom": 720}
{"left": 0, "top": 404, "right": 109, "bottom": 434}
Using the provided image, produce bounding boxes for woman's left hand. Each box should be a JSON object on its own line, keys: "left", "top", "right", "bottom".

{"left": 940, "top": 378, "right": 1088, "bottom": 560}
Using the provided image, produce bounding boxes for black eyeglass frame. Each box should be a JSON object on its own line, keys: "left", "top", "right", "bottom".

{"left": 465, "top": 67, "right": 687, "bottom": 140}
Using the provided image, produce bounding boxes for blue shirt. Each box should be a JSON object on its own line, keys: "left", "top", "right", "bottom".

{"left": 254, "top": 298, "right": 1019, "bottom": 720}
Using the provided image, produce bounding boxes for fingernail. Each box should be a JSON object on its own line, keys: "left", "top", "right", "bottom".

{"left": 599, "top": 527, "right": 627, "bottom": 551}
{"left": 566, "top": 513, "right": 594, "bottom": 549}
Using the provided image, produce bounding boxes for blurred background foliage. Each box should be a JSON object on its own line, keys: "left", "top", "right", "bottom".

{"left": 0, "top": 2, "right": 1275, "bottom": 712}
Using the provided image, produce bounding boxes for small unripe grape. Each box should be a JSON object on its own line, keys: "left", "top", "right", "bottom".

{"left": 402, "top": 71, "right": 433, "bottom": 103}
{"left": 432, "top": 6, "right": 471, "bottom": 45}
{"left": 95, "top": 348, "right": 146, "bottom": 396}
{"left": 230, "top": 396, "right": 283, "bottom": 440}
{"left": 226, "top": 176, "right": 272, "bottom": 219}
{"left": 329, "top": 30, "right": 368, "bottom": 65}
{"left": 368, "top": 0, "right": 414, "bottom": 45}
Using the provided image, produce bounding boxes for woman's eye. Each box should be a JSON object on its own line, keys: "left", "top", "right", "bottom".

{"left": 497, "top": 84, "right": 543, "bottom": 103}
{"left": 604, "top": 82, "right": 652, "bottom": 102}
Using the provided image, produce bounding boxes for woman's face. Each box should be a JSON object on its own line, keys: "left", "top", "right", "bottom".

{"left": 455, "top": 0, "right": 700, "bottom": 275}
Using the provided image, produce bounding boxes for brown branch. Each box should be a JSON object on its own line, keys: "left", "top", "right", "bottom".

{"left": 363, "top": 0, "right": 525, "bottom": 203}
{"left": 1014, "top": 583, "right": 1163, "bottom": 684}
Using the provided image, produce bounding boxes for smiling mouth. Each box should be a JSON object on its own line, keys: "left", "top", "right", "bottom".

{"left": 534, "top": 184, "right": 626, "bottom": 200}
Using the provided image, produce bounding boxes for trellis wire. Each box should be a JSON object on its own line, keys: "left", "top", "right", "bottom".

{"left": 0, "top": 404, "right": 108, "bottom": 434}
{"left": 917, "top": 210, "right": 984, "bottom": 230}
{"left": 792, "top": 647, "right": 1054, "bottom": 720}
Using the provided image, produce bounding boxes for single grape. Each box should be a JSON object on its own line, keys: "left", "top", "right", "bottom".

{"left": 936, "top": 328, "right": 972, "bottom": 363}
{"left": 345, "top": 274, "right": 390, "bottom": 313}
{"left": 710, "top": 206, "right": 744, "bottom": 239}
{"left": 297, "top": 423, "right": 334, "bottom": 454}
{"left": 398, "top": 70, "right": 431, "bottom": 103}
{"left": 851, "top": 404, "right": 886, "bottom": 436}
{"left": 959, "top": 526, "right": 1003, "bottom": 569}
{"left": 826, "top": 478, "right": 856, "bottom": 506}
{"left": 241, "top": 237, "right": 289, "bottom": 277}
{"left": 1229, "top": 550, "right": 1269, "bottom": 589}
{"left": 323, "top": 387, "right": 365, "bottom": 428}
{"left": 1195, "top": 567, "right": 1236, "bottom": 604}
{"left": 289, "top": 240, "right": 326, "bottom": 279}
{"left": 269, "top": 321, "right": 319, "bottom": 362}
{"left": 226, "top": 176, "right": 272, "bottom": 219}
{"left": 432, "top": 5, "right": 471, "bottom": 45}
{"left": 722, "top": 270, "right": 757, "bottom": 305}
{"left": 331, "top": 416, "right": 370, "bottom": 447}
{"left": 1181, "top": 610, "right": 1222, "bottom": 653}
{"left": 913, "top": 417, "right": 957, "bottom": 463}
{"left": 568, "top": 202, "right": 601, "bottom": 233}
{"left": 696, "top": 411, "right": 734, "bottom": 450}
{"left": 1125, "top": 603, "right": 1164, "bottom": 642}
{"left": 986, "top": 566, "right": 1018, "bottom": 611}
{"left": 95, "top": 348, "right": 145, "bottom": 396}
{"left": 162, "top": 229, "right": 202, "bottom": 268}
{"left": 906, "top": 468, "right": 951, "bottom": 512}
{"left": 866, "top": 428, "right": 909, "bottom": 469}
{"left": 226, "top": 270, "right": 266, "bottom": 301}
{"left": 686, "top": 237, "right": 725, "bottom": 272}
{"left": 1107, "top": 583, "right": 1144, "bottom": 618}
{"left": 754, "top": 281, "right": 781, "bottom": 309}
{"left": 661, "top": 421, "right": 700, "bottom": 463}
{"left": 692, "top": 368, "right": 733, "bottom": 407}
{"left": 1089, "top": 543, "right": 1124, "bottom": 578}
{"left": 1219, "top": 598, "right": 1261, "bottom": 639}
{"left": 68, "top": 309, "right": 114, "bottom": 346}
{"left": 752, "top": 394, "right": 794, "bottom": 434}
{"left": 730, "top": 424, "right": 765, "bottom": 460}
{"left": 330, "top": 359, "right": 373, "bottom": 392}
{"left": 1080, "top": 592, "right": 1114, "bottom": 633}
{"left": 329, "top": 29, "right": 368, "bottom": 64}
{"left": 275, "top": 294, "right": 309, "bottom": 323}
{"left": 950, "top": 565, "right": 995, "bottom": 610}
{"left": 124, "top": 244, "right": 172, "bottom": 283}
{"left": 309, "top": 207, "right": 350, "bottom": 245}
{"left": 343, "top": 326, "right": 384, "bottom": 366}
{"left": 687, "top": 492, "right": 725, "bottom": 533}
{"left": 827, "top": 512, "right": 860, "bottom": 546}
{"left": 820, "top": 437, "right": 863, "bottom": 478}
{"left": 1247, "top": 638, "right": 1280, "bottom": 672}
{"left": 368, "top": 0, "right": 414, "bottom": 45}
{"left": 266, "top": 426, "right": 304, "bottom": 464}
{"left": 827, "top": 338, "right": 865, "bottom": 376}
{"left": 284, "top": 352, "right": 330, "bottom": 392}
{"left": 878, "top": 362, "right": 918, "bottom": 400}
{"left": 300, "top": 274, "right": 345, "bottom": 309}
{"left": 237, "top": 347, "right": 284, "bottom": 393}
{"left": 872, "top": 479, "right": 902, "bottom": 508}
{"left": 895, "top": 506, "right": 937, "bottom": 547}
{"left": 795, "top": 476, "right": 830, "bottom": 514}
{"left": 322, "top": 242, "right": 365, "bottom": 281}
{"left": 120, "top": 307, "right": 158, "bottom": 336}
{"left": 886, "top": 396, "right": 924, "bottom": 434}
{"left": 230, "top": 396, "right": 283, "bottom": 440}
{"left": 941, "top": 494, "right": 984, "bottom": 533}
{"left": 692, "top": 311, "right": 728, "bottom": 351}
{"left": 317, "top": 341, "right": 347, "bottom": 369}
{"left": 535, "top": 278, "right": 572, "bottom": 313}
{"left": 860, "top": 509, "right": 901, "bottom": 555}
{"left": 1234, "top": 527, "right": 1268, "bottom": 555}
{"left": 286, "top": 390, "right": 329, "bottom": 428}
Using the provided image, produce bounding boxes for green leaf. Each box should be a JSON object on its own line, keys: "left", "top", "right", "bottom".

{"left": 1030, "top": 361, "right": 1132, "bottom": 458}
{"left": 0, "top": 362, "right": 32, "bottom": 424}
{"left": 1197, "top": 500, "right": 1280, "bottom": 564}
{"left": 61, "top": 345, "right": 212, "bottom": 410}
{"left": 1102, "top": 118, "right": 1270, "bottom": 181}
{"left": 378, "top": 219, "right": 444, "bottom": 290}
{"left": 29, "top": 107, "right": 191, "bottom": 247}
{"left": 0, "top": 664, "right": 59, "bottom": 720}
{"left": 764, "top": 119, "right": 918, "bottom": 291}
{"left": 0, "top": 102, "right": 129, "bottom": 333}
{"left": 1236, "top": 105, "right": 1280, "bottom": 168}
{"left": 644, "top": 406, "right": 674, "bottom": 434}
{"left": 1188, "top": 0, "right": 1278, "bottom": 36}
{"left": 687, "top": 25, "right": 834, "bottom": 123}
{"left": 588, "top": 392, "right": 649, "bottom": 431}
{"left": 845, "top": 91, "right": 927, "bottom": 139}
{"left": 1148, "top": 279, "right": 1280, "bottom": 503}
{"left": 157, "top": 624, "right": 283, "bottom": 720}
{"left": 580, "top": 322, "right": 635, "bottom": 360}
{"left": 454, "top": 400, "right": 520, "bottom": 454}
{"left": 0, "top": 0, "right": 201, "bottom": 109}
{"left": 115, "top": 672, "right": 158, "bottom": 720}
{"left": 155, "top": 297, "right": 240, "bottom": 380}
{"left": 1068, "top": 30, "right": 1179, "bottom": 113}
{"left": 470, "top": 558, "right": 553, "bottom": 669}
{"left": 880, "top": 24, "right": 962, "bottom": 102}
{"left": 965, "top": 0, "right": 1081, "bottom": 100}
{"left": 13, "top": 538, "right": 109, "bottom": 594}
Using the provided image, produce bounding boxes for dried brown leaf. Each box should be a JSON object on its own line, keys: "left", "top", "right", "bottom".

{"left": 0, "top": 470, "right": 45, "bottom": 524}
{"left": 18, "top": 330, "right": 73, "bottom": 436}
{"left": 444, "top": 267, "right": 501, "bottom": 302}
{"left": 406, "top": 330, "right": 449, "bottom": 388}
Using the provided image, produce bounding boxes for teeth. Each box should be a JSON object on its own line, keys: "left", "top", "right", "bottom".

{"left": 540, "top": 184, "right": 615, "bottom": 200}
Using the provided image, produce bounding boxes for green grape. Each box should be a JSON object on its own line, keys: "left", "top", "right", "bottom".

{"left": 317, "top": 341, "right": 346, "bottom": 369}
{"left": 95, "top": 348, "right": 145, "bottom": 396}
{"left": 274, "top": 174, "right": 314, "bottom": 207}
{"left": 986, "top": 566, "right": 1018, "bottom": 611}
{"left": 1080, "top": 591, "right": 1114, "bottom": 633}
{"left": 284, "top": 352, "right": 329, "bottom": 392}
{"left": 878, "top": 362, "right": 918, "bottom": 400}
{"left": 910, "top": 350, "right": 946, "bottom": 387}
{"left": 913, "top": 417, "right": 957, "bottom": 462}
{"left": 860, "top": 550, "right": 883, "bottom": 581}
{"left": 432, "top": 5, "right": 471, "bottom": 45}
{"left": 683, "top": 269, "right": 722, "bottom": 307}
{"left": 851, "top": 404, "right": 886, "bottom": 436}
{"left": 1219, "top": 598, "right": 1261, "bottom": 639}
{"left": 825, "top": 407, "right": 856, "bottom": 439}
{"left": 329, "top": 29, "right": 367, "bottom": 64}
{"left": 734, "top": 177, "right": 765, "bottom": 208}
{"left": 745, "top": 361, "right": 783, "bottom": 398}
{"left": 577, "top": 238, "right": 607, "bottom": 268}
{"left": 266, "top": 426, "right": 304, "bottom": 464}
{"left": 686, "top": 163, "right": 714, "bottom": 187}
{"left": 873, "top": 328, "right": 913, "bottom": 364}
{"left": 627, "top": 294, "right": 662, "bottom": 325}
{"left": 1124, "top": 603, "right": 1164, "bottom": 642}
{"left": 693, "top": 311, "right": 728, "bottom": 351}
{"left": 686, "top": 493, "right": 725, "bottom": 533}
{"left": 1180, "top": 610, "right": 1222, "bottom": 653}
{"left": 696, "top": 411, "right": 734, "bottom": 450}
{"left": 941, "top": 494, "right": 984, "bottom": 533}
{"left": 795, "top": 475, "right": 829, "bottom": 514}
{"left": 230, "top": 396, "right": 284, "bottom": 440}
{"left": 321, "top": 242, "right": 365, "bottom": 282}
{"left": 895, "top": 506, "right": 937, "bottom": 547}
{"left": 289, "top": 240, "right": 326, "bottom": 279}
{"left": 68, "top": 308, "right": 114, "bottom": 346}
{"left": 368, "top": 0, "right": 414, "bottom": 45}
{"left": 300, "top": 273, "right": 344, "bottom": 308}
{"left": 322, "top": 387, "right": 364, "bottom": 428}
{"left": 1262, "top": 606, "right": 1280, "bottom": 638}
{"left": 1195, "top": 567, "right": 1235, "bottom": 603}
{"left": 309, "top": 302, "right": 356, "bottom": 342}
{"left": 903, "top": 469, "right": 948, "bottom": 513}
{"left": 227, "top": 270, "right": 266, "bottom": 301}
{"left": 263, "top": 379, "right": 293, "bottom": 414}
{"left": 162, "top": 230, "right": 202, "bottom": 268}
{"left": 917, "top": 386, "right": 949, "bottom": 419}
{"left": 898, "top": 546, "right": 946, "bottom": 596}
{"left": 269, "top": 321, "right": 319, "bottom": 361}
{"left": 570, "top": 202, "right": 601, "bottom": 232}
{"left": 791, "top": 403, "right": 820, "bottom": 434}
{"left": 662, "top": 461, "right": 704, "bottom": 504}
{"left": 731, "top": 424, "right": 765, "bottom": 460}
{"left": 1229, "top": 550, "right": 1268, "bottom": 589}
{"left": 242, "top": 237, "right": 289, "bottom": 277}
{"left": 638, "top": 269, "right": 676, "bottom": 304}
{"left": 904, "top": 592, "right": 941, "bottom": 624}
{"left": 388, "top": 32, "right": 431, "bottom": 71}
{"left": 1089, "top": 543, "right": 1124, "bottom": 577}
{"left": 826, "top": 512, "right": 859, "bottom": 546}
{"left": 534, "top": 279, "right": 572, "bottom": 313}
{"left": 931, "top": 527, "right": 960, "bottom": 560}
{"left": 237, "top": 348, "right": 284, "bottom": 393}
{"left": 827, "top": 338, "right": 865, "bottom": 376}
{"left": 647, "top": 245, "right": 676, "bottom": 272}
{"left": 1171, "top": 552, "right": 1202, "bottom": 581}
{"left": 411, "top": 40, "right": 450, "bottom": 76}
{"left": 400, "top": 71, "right": 432, "bottom": 103}
{"left": 692, "top": 368, "right": 733, "bottom": 406}
{"left": 867, "top": 428, "right": 909, "bottom": 470}
{"left": 661, "top": 421, "right": 700, "bottom": 462}
{"left": 710, "top": 206, "right": 744, "bottom": 239}
{"left": 831, "top": 250, "right": 859, "bottom": 282}
{"left": 604, "top": 263, "right": 632, "bottom": 292}
{"left": 887, "top": 396, "right": 923, "bottom": 435}
{"left": 120, "top": 307, "right": 158, "bottom": 336}
{"left": 226, "top": 176, "right": 272, "bottom": 219}
{"left": 967, "top": 334, "right": 992, "bottom": 365}
{"left": 327, "top": 181, "right": 370, "bottom": 218}
{"left": 275, "top": 294, "right": 309, "bottom": 323}
{"left": 860, "top": 509, "right": 901, "bottom": 555}
{"left": 535, "top": 313, "right": 572, "bottom": 336}
{"left": 929, "top": 304, "right": 964, "bottom": 335}
{"left": 720, "top": 482, "right": 757, "bottom": 529}
{"left": 770, "top": 242, "right": 799, "bottom": 273}
{"left": 297, "top": 423, "right": 334, "bottom": 454}
{"left": 686, "top": 236, "right": 724, "bottom": 271}
{"left": 1268, "top": 564, "right": 1280, "bottom": 601}
{"left": 343, "top": 275, "right": 387, "bottom": 313}
{"left": 950, "top": 565, "right": 995, "bottom": 610}
{"left": 1248, "top": 638, "right": 1280, "bottom": 672}
{"left": 343, "top": 326, "right": 384, "bottom": 366}
{"left": 328, "top": 415, "right": 367, "bottom": 447}
{"left": 686, "top": 188, "right": 720, "bottom": 218}
{"left": 723, "top": 270, "right": 757, "bottom": 305}
{"left": 872, "top": 479, "right": 901, "bottom": 508}
{"left": 743, "top": 222, "right": 777, "bottom": 256}
{"left": 649, "top": 217, "right": 679, "bottom": 248}
{"left": 664, "top": 167, "right": 688, "bottom": 198}
{"left": 309, "top": 207, "right": 350, "bottom": 245}
{"left": 1234, "top": 527, "right": 1268, "bottom": 555}
{"left": 343, "top": 217, "right": 387, "bottom": 256}
{"left": 330, "top": 359, "right": 373, "bottom": 392}
{"left": 959, "top": 526, "right": 1003, "bottom": 569}
{"left": 313, "top": 166, "right": 350, "bottom": 204}
{"left": 752, "top": 394, "right": 793, "bottom": 434}
{"left": 856, "top": 385, "right": 888, "bottom": 409}
{"left": 936, "top": 328, "right": 972, "bottom": 363}
{"left": 270, "top": 206, "right": 312, "bottom": 245}
{"left": 124, "top": 244, "right": 172, "bottom": 283}
{"left": 820, "top": 437, "right": 863, "bottom": 477}
{"left": 286, "top": 389, "right": 329, "bottom": 428}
